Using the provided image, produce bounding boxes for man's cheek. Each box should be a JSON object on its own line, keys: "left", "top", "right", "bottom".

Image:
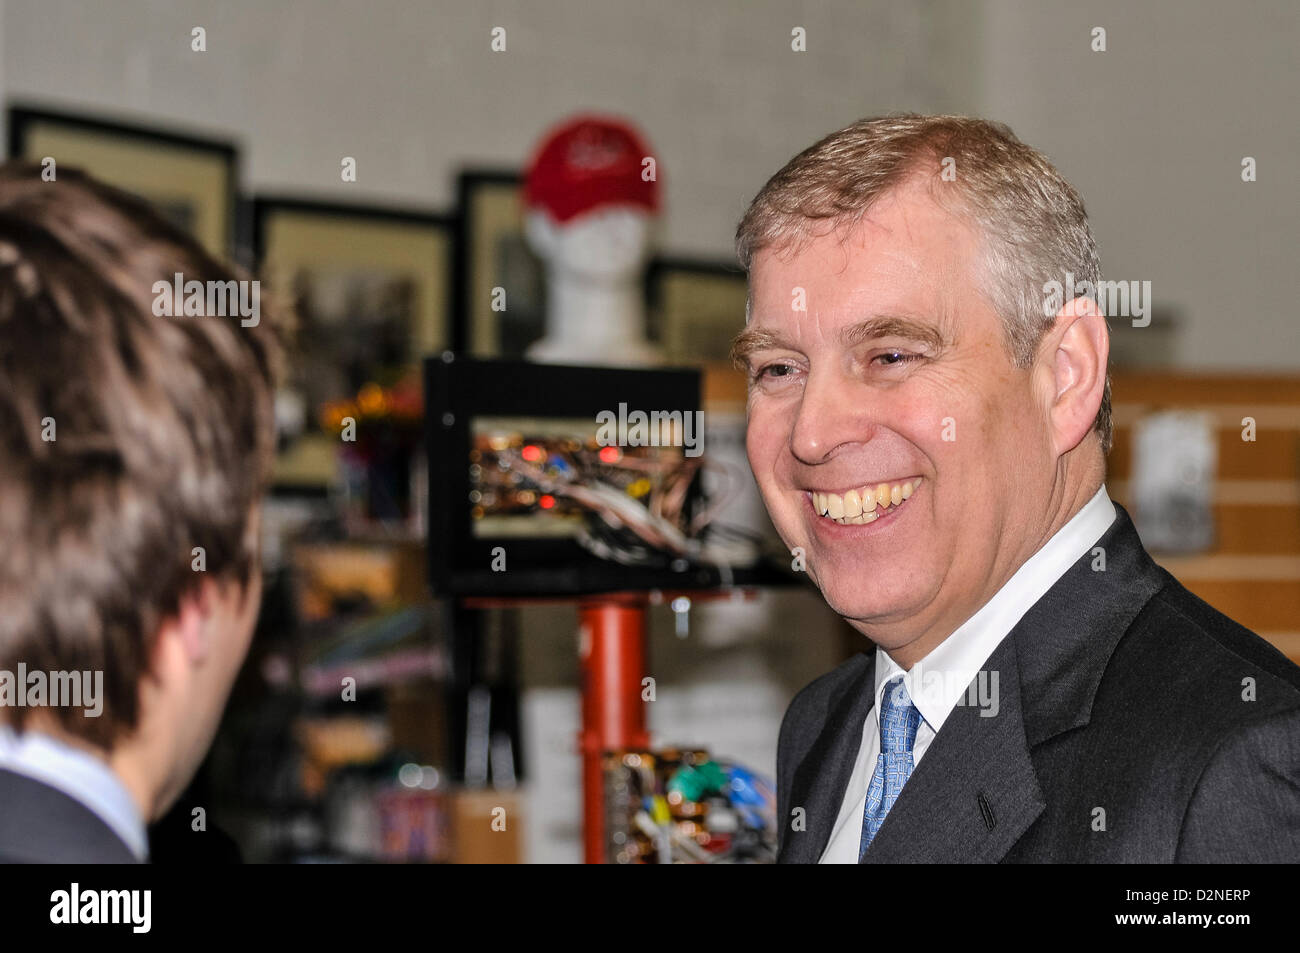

{"left": 744, "top": 412, "right": 784, "bottom": 475}
{"left": 757, "top": 477, "right": 795, "bottom": 531}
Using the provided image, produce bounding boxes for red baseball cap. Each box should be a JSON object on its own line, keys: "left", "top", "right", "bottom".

{"left": 522, "top": 114, "right": 660, "bottom": 224}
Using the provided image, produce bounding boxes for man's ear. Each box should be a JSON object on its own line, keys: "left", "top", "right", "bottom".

{"left": 151, "top": 582, "right": 216, "bottom": 674}
{"left": 1049, "top": 295, "right": 1109, "bottom": 455}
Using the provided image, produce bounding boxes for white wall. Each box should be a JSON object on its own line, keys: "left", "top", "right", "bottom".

{"left": 5, "top": 0, "right": 1294, "bottom": 360}
{"left": 2, "top": 0, "right": 976, "bottom": 256}
{"left": 979, "top": 0, "right": 1300, "bottom": 368}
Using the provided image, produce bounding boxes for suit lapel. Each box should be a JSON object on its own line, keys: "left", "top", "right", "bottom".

{"left": 778, "top": 650, "right": 877, "bottom": 863}
{"left": 1013, "top": 502, "right": 1166, "bottom": 747}
{"left": 861, "top": 632, "right": 1045, "bottom": 862}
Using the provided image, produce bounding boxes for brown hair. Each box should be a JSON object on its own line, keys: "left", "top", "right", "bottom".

{"left": 0, "top": 162, "right": 283, "bottom": 748}
{"left": 735, "top": 114, "right": 1112, "bottom": 454}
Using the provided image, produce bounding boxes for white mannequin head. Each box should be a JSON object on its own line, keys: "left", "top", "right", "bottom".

{"left": 524, "top": 204, "right": 655, "bottom": 282}
{"left": 523, "top": 202, "right": 661, "bottom": 365}
{"left": 521, "top": 114, "right": 663, "bottom": 365}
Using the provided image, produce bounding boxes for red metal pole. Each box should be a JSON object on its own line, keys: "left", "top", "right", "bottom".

{"left": 578, "top": 597, "right": 650, "bottom": 864}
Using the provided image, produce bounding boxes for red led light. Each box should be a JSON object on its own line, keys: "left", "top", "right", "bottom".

{"left": 599, "top": 446, "right": 621, "bottom": 463}
{"left": 521, "top": 444, "right": 544, "bottom": 463}
{"left": 539, "top": 494, "right": 556, "bottom": 509}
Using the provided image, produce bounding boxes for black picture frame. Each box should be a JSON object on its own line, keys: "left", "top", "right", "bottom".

{"left": 452, "top": 169, "right": 545, "bottom": 359}
{"left": 425, "top": 354, "right": 720, "bottom": 597}
{"left": 645, "top": 256, "right": 749, "bottom": 365}
{"left": 252, "top": 196, "right": 454, "bottom": 307}
{"left": 7, "top": 104, "right": 239, "bottom": 257}
{"left": 252, "top": 196, "right": 455, "bottom": 487}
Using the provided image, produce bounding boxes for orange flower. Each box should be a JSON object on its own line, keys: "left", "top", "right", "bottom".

{"left": 357, "top": 383, "right": 387, "bottom": 417}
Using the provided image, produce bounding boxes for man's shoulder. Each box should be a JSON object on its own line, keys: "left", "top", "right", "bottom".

{"left": 775, "top": 650, "right": 873, "bottom": 825}
{"left": 779, "top": 651, "right": 873, "bottom": 745}
{"left": 1102, "top": 568, "right": 1300, "bottom": 737}
{"left": 1114, "top": 573, "right": 1300, "bottom": 861}
{"left": 0, "top": 767, "right": 140, "bottom": 863}
{"left": 1145, "top": 571, "right": 1300, "bottom": 699}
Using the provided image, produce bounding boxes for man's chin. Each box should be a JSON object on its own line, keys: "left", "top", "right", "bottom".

{"left": 815, "top": 580, "right": 921, "bottom": 629}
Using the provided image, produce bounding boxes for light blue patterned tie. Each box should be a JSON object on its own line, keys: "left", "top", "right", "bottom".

{"left": 859, "top": 674, "right": 923, "bottom": 859}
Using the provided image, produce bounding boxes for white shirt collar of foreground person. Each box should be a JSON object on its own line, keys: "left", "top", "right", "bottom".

{"left": 0, "top": 725, "right": 148, "bottom": 860}
{"left": 820, "top": 483, "right": 1118, "bottom": 863}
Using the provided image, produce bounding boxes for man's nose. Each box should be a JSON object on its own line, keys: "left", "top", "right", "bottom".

{"left": 788, "top": 367, "right": 870, "bottom": 465}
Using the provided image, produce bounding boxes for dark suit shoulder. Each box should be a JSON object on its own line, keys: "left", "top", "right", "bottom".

{"left": 1144, "top": 568, "right": 1300, "bottom": 709}
{"left": 1176, "top": 705, "right": 1300, "bottom": 861}
{"left": 0, "top": 768, "right": 139, "bottom": 864}
{"left": 1090, "top": 567, "right": 1300, "bottom": 779}
{"left": 776, "top": 650, "right": 872, "bottom": 830}
{"left": 780, "top": 651, "right": 873, "bottom": 744}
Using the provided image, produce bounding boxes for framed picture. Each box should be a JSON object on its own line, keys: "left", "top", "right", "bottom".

{"left": 252, "top": 197, "right": 454, "bottom": 486}
{"left": 453, "top": 170, "right": 549, "bottom": 359}
{"left": 424, "top": 356, "right": 708, "bottom": 597}
{"left": 646, "top": 257, "right": 749, "bottom": 365}
{"left": 7, "top": 105, "right": 237, "bottom": 257}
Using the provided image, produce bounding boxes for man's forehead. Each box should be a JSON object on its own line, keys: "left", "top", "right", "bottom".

{"left": 750, "top": 179, "right": 973, "bottom": 277}
{"left": 745, "top": 247, "right": 956, "bottom": 339}
{"left": 744, "top": 208, "right": 974, "bottom": 343}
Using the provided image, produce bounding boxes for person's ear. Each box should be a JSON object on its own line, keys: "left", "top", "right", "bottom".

{"left": 1049, "top": 295, "right": 1109, "bottom": 455}
{"left": 152, "top": 582, "right": 216, "bottom": 676}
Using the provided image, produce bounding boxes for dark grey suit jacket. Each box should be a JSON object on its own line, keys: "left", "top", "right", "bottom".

{"left": 0, "top": 768, "right": 140, "bottom": 863}
{"left": 776, "top": 502, "right": 1300, "bottom": 862}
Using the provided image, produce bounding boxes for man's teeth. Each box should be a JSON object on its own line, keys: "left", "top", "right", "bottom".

{"left": 812, "top": 479, "right": 920, "bottom": 525}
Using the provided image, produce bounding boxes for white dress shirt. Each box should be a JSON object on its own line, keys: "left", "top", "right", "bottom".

{"left": 819, "top": 484, "right": 1117, "bottom": 863}
{"left": 0, "top": 725, "right": 148, "bottom": 860}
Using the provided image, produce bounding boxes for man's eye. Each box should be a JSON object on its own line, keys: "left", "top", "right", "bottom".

{"left": 755, "top": 363, "right": 796, "bottom": 381}
{"left": 874, "top": 350, "right": 918, "bottom": 367}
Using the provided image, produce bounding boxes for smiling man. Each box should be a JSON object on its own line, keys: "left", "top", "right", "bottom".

{"left": 733, "top": 115, "right": 1300, "bottom": 863}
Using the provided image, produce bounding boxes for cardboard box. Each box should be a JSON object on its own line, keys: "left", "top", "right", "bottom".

{"left": 450, "top": 788, "right": 523, "bottom": 864}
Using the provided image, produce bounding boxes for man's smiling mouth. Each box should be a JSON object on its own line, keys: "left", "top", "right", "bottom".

{"left": 808, "top": 477, "right": 922, "bottom": 525}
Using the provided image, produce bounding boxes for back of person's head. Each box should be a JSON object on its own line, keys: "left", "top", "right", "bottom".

{"left": 0, "top": 161, "right": 282, "bottom": 750}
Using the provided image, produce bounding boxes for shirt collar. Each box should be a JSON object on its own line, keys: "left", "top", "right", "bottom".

{"left": 874, "top": 484, "right": 1117, "bottom": 735}
{"left": 0, "top": 726, "right": 149, "bottom": 860}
